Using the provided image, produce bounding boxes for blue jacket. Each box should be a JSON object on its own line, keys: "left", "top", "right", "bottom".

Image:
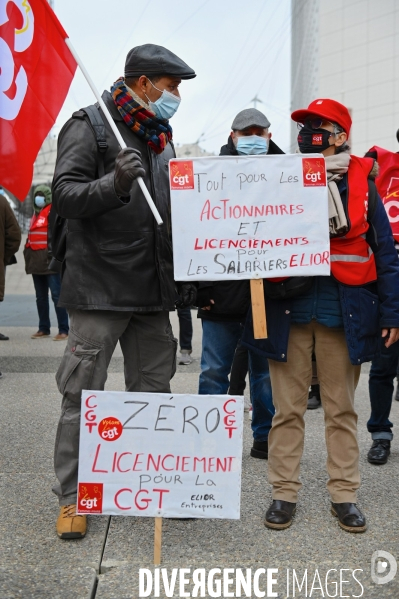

{"left": 242, "top": 182, "right": 399, "bottom": 366}
{"left": 289, "top": 276, "right": 343, "bottom": 327}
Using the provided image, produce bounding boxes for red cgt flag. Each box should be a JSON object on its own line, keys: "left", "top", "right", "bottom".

{"left": 0, "top": 0, "right": 77, "bottom": 200}
{"left": 368, "top": 145, "right": 399, "bottom": 242}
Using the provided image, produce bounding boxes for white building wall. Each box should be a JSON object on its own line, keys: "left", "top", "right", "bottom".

{"left": 291, "top": 0, "right": 399, "bottom": 155}
{"left": 290, "top": 0, "right": 320, "bottom": 149}
{"left": 174, "top": 143, "right": 214, "bottom": 158}
{"left": 318, "top": 0, "right": 399, "bottom": 155}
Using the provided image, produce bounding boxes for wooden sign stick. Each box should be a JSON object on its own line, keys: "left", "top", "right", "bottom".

{"left": 250, "top": 279, "right": 268, "bottom": 339}
{"left": 154, "top": 517, "right": 162, "bottom": 565}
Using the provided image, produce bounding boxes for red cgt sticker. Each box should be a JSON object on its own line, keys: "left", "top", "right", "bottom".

{"left": 98, "top": 416, "right": 123, "bottom": 441}
{"left": 170, "top": 160, "right": 195, "bottom": 190}
{"left": 302, "top": 157, "right": 327, "bottom": 186}
{"left": 77, "top": 483, "right": 103, "bottom": 514}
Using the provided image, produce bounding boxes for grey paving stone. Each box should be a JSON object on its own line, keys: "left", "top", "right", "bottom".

{"left": 0, "top": 374, "right": 62, "bottom": 473}
{"left": 0, "top": 327, "right": 122, "bottom": 358}
{"left": 0, "top": 356, "right": 201, "bottom": 375}
{"left": 0, "top": 315, "right": 202, "bottom": 373}
{"left": 0, "top": 566, "right": 96, "bottom": 599}
{"left": 0, "top": 473, "right": 109, "bottom": 568}
{"left": 1, "top": 295, "right": 58, "bottom": 328}
{"left": 0, "top": 372, "right": 110, "bottom": 598}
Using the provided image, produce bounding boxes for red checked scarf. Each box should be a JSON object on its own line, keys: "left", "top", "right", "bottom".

{"left": 111, "top": 78, "right": 172, "bottom": 154}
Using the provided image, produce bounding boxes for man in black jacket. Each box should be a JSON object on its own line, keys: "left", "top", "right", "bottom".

{"left": 52, "top": 44, "right": 196, "bottom": 539}
{"left": 197, "top": 108, "right": 283, "bottom": 459}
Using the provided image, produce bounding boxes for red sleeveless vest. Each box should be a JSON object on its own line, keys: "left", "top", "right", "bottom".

{"left": 26, "top": 204, "right": 51, "bottom": 251}
{"left": 269, "top": 156, "right": 377, "bottom": 287}
{"left": 330, "top": 156, "right": 377, "bottom": 285}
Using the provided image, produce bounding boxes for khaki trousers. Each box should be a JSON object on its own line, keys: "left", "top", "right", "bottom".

{"left": 53, "top": 309, "right": 177, "bottom": 505}
{"left": 268, "top": 321, "right": 361, "bottom": 503}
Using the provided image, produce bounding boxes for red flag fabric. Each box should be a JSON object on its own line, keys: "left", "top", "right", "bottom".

{"left": 368, "top": 145, "right": 399, "bottom": 242}
{"left": 0, "top": 0, "right": 77, "bottom": 200}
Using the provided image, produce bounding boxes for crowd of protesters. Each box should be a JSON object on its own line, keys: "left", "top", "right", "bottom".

{"left": 2, "top": 43, "right": 399, "bottom": 541}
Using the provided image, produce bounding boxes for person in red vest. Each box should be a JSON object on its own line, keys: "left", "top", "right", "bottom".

{"left": 364, "top": 141, "right": 399, "bottom": 465}
{"left": 242, "top": 99, "right": 399, "bottom": 533}
{"left": 24, "top": 185, "right": 69, "bottom": 340}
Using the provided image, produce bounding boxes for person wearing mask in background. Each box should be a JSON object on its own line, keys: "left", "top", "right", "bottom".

{"left": 0, "top": 189, "right": 21, "bottom": 372}
{"left": 24, "top": 185, "right": 69, "bottom": 341}
{"left": 364, "top": 138, "right": 399, "bottom": 465}
{"left": 197, "top": 108, "right": 283, "bottom": 459}
{"left": 243, "top": 99, "right": 399, "bottom": 533}
{"left": 52, "top": 44, "right": 196, "bottom": 539}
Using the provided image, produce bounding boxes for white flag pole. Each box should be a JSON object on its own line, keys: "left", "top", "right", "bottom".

{"left": 65, "top": 39, "right": 163, "bottom": 226}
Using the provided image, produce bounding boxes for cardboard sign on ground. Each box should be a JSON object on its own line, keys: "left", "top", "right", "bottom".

{"left": 77, "top": 391, "right": 243, "bottom": 519}
{"left": 170, "top": 154, "right": 329, "bottom": 281}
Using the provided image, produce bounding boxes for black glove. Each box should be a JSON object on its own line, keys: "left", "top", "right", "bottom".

{"left": 196, "top": 286, "right": 214, "bottom": 309}
{"left": 114, "top": 147, "right": 146, "bottom": 197}
{"left": 176, "top": 283, "right": 197, "bottom": 308}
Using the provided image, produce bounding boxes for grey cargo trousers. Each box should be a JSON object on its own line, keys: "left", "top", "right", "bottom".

{"left": 53, "top": 309, "right": 177, "bottom": 505}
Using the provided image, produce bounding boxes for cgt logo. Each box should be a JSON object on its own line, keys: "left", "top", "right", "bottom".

{"left": 98, "top": 416, "right": 123, "bottom": 441}
{"left": 312, "top": 133, "right": 323, "bottom": 145}
{"left": 383, "top": 177, "right": 399, "bottom": 239}
{"left": 77, "top": 483, "right": 103, "bottom": 514}
{"left": 302, "top": 157, "right": 327, "bottom": 187}
{"left": 170, "top": 160, "right": 195, "bottom": 190}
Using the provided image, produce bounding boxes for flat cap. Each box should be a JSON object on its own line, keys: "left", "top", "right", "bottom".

{"left": 124, "top": 44, "right": 196, "bottom": 80}
{"left": 231, "top": 108, "right": 271, "bottom": 131}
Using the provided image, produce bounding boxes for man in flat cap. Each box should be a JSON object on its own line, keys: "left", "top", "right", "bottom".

{"left": 52, "top": 44, "right": 196, "bottom": 539}
{"left": 197, "top": 108, "right": 283, "bottom": 460}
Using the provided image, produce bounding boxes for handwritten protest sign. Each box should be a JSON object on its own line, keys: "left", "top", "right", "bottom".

{"left": 77, "top": 391, "right": 243, "bottom": 519}
{"left": 170, "top": 154, "right": 329, "bottom": 281}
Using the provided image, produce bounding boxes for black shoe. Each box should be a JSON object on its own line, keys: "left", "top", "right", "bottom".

{"left": 307, "top": 384, "right": 321, "bottom": 409}
{"left": 367, "top": 439, "right": 391, "bottom": 465}
{"left": 0, "top": 371, "right": 2, "bottom": 379}
{"left": 250, "top": 440, "right": 268, "bottom": 459}
{"left": 264, "top": 500, "right": 296, "bottom": 530}
{"left": 331, "top": 502, "right": 367, "bottom": 533}
{"left": 0, "top": 333, "right": 9, "bottom": 340}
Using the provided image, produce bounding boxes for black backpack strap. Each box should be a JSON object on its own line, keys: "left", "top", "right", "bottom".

{"left": 366, "top": 178, "right": 379, "bottom": 246}
{"left": 367, "top": 178, "right": 378, "bottom": 221}
{"left": 81, "top": 104, "right": 108, "bottom": 178}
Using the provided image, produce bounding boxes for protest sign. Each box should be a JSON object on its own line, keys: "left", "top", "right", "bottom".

{"left": 77, "top": 391, "right": 243, "bottom": 519}
{"left": 170, "top": 154, "right": 329, "bottom": 281}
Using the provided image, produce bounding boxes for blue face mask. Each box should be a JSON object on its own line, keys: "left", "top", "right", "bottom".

{"left": 236, "top": 135, "right": 268, "bottom": 155}
{"left": 146, "top": 80, "right": 181, "bottom": 120}
{"left": 34, "top": 195, "right": 46, "bottom": 208}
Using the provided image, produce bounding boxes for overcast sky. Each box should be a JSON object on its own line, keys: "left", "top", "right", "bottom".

{"left": 53, "top": 0, "right": 292, "bottom": 155}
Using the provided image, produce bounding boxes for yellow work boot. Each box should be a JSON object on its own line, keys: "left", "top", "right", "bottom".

{"left": 56, "top": 504, "right": 87, "bottom": 539}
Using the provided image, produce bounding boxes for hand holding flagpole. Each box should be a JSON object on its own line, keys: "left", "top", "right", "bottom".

{"left": 65, "top": 39, "right": 163, "bottom": 226}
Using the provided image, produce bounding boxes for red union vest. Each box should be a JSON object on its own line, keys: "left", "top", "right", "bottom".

{"left": 26, "top": 204, "right": 51, "bottom": 251}
{"left": 268, "top": 156, "right": 377, "bottom": 287}
{"left": 330, "top": 156, "right": 377, "bottom": 285}
{"left": 367, "top": 145, "right": 399, "bottom": 242}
